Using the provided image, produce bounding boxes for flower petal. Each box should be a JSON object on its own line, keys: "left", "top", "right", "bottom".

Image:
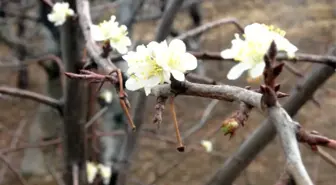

{"left": 181, "top": 53, "right": 198, "bottom": 70}
{"left": 98, "top": 164, "right": 112, "bottom": 185}
{"left": 67, "top": 9, "right": 75, "bottom": 16}
{"left": 221, "top": 49, "right": 235, "bottom": 59}
{"left": 144, "top": 76, "right": 161, "bottom": 87}
{"left": 171, "top": 70, "right": 185, "bottom": 81}
{"left": 249, "top": 62, "right": 265, "bottom": 79}
{"left": 125, "top": 78, "right": 143, "bottom": 91}
{"left": 168, "top": 39, "right": 186, "bottom": 53}
{"left": 47, "top": 13, "right": 56, "bottom": 22}
{"left": 163, "top": 70, "right": 171, "bottom": 83}
{"left": 227, "top": 63, "right": 252, "bottom": 80}
{"left": 114, "top": 45, "right": 128, "bottom": 54}
{"left": 90, "top": 24, "right": 106, "bottom": 41}
{"left": 144, "top": 87, "right": 151, "bottom": 96}
{"left": 86, "top": 162, "right": 98, "bottom": 184}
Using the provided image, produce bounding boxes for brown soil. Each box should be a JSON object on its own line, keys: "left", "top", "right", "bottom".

{"left": 1, "top": 0, "right": 336, "bottom": 185}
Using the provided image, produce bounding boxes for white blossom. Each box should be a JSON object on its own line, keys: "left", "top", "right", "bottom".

{"left": 124, "top": 41, "right": 171, "bottom": 96}
{"left": 98, "top": 164, "right": 112, "bottom": 185}
{"left": 90, "top": 15, "right": 131, "bottom": 54}
{"left": 123, "top": 39, "right": 198, "bottom": 95}
{"left": 47, "top": 2, "right": 74, "bottom": 26}
{"left": 200, "top": 140, "right": 213, "bottom": 153}
{"left": 86, "top": 162, "right": 99, "bottom": 184}
{"left": 221, "top": 23, "right": 298, "bottom": 80}
{"left": 155, "top": 39, "right": 198, "bottom": 81}
{"left": 100, "top": 90, "right": 113, "bottom": 103}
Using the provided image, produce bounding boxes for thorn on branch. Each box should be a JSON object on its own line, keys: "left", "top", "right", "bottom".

{"left": 153, "top": 96, "right": 168, "bottom": 128}
{"left": 260, "top": 41, "right": 287, "bottom": 108}
{"left": 260, "top": 85, "right": 277, "bottom": 108}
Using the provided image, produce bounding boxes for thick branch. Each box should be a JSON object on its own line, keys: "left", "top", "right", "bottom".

{"left": 268, "top": 105, "right": 313, "bottom": 185}
{"left": 205, "top": 63, "right": 335, "bottom": 185}
{"left": 0, "top": 86, "right": 62, "bottom": 110}
{"left": 150, "top": 81, "right": 262, "bottom": 110}
{"left": 61, "top": 0, "right": 87, "bottom": 184}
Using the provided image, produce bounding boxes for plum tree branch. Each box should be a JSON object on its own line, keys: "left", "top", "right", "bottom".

{"left": 205, "top": 63, "right": 335, "bottom": 185}
{"left": 268, "top": 104, "right": 313, "bottom": 185}
{"left": 190, "top": 51, "right": 336, "bottom": 67}
{"left": 76, "top": 0, "right": 118, "bottom": 73}
{"left": 150, "top": 81, "right": 262, "bottom": 109}
{"left": 0, "top": 86, "right": 63, "bottom": 111}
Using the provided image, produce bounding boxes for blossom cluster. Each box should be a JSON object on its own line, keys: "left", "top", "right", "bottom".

{"left": 221, "top": 23, "right": 298, "bottom": 80}
{"left": 47, "top": 2, "right": 74, "bottom": 26}
{"left": 86, "top": 161, "right": 111, "bottom": 185}
{"left": 47, "top": 3, "right": 299, "bottom": 93}
{"left": 90, "top": 15, "right": 131, "bottom": 54}
{"left": 123, "top": 39, "right": 198, "bottom": 96}
{"left": 47, "top": 3, "right": 131, "bottom": 54}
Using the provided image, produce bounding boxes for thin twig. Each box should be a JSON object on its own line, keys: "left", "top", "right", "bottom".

{"left": 0, "top": 138, "right": 61, "bottom": 154}
{"left": 0, "top": 119, "right": 27, "bottom": 182}
{"left": 85, "top": 106, "right": 108, "bottom": 129}
{"left": 0, "top": 154, "right": 28, "bottom": 185}
{"left": 44, "top": 156, "right": 66, "bottom": 185}
{"left": 0, "top": 86, "right": 63, "bottom": 111}
{"left": 189, "top": 51, "right": 336, "bottom": 67}
{"left": 182, "top": 99, "right": 219, "bottom": 139}
{"left": 310, "top": 146, "right": 336, "bottom": 169}
{"left": 176, "top": 17, "right": 244, "bottom": 40}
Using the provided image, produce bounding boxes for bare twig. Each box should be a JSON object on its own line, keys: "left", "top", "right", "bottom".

{"left": 260, "top": 42, "right": 312, "bottom": 185}
{"left": 268, "top": 105, "right": 313, "bottom": 185}
{"left": 205, "top": 47, "right": 336, "bottom": 185}
{"left": 85, "top": 106, "right": 108, "bottom": 129}
{"left": 0, "top": 138, "right": 61, "bottom": 154}
{"left": 307, "top": 146, "right": 336, "bottom": 168}
{"left": 296, "top": 129, "right": 336, "bottom": 150}
{"left": 176, "top": 17, "right": 244, "bottom": 40}
{"left": 189, "top": 51, "right": 336, "bottom": 67}
{"left": 0, "top": 119, "right": 27, "bottom": 182}
{"left": 76, "top": 0, "right": 118, "bottom": 73}
{"left": 0, "top": 154, "right": 28, "bottom": 185}
{"left": 44, "top": 157, "right": 66, "bottom": 185}
{"left": 0, "top": 86, "right": 63, "bottom": 111}
{"left": 182, "top": 99, "right": 219, "bottom": 139}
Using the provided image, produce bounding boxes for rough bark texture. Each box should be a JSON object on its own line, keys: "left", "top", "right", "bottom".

{"left": 61, "top": 0, "right": 87, "bottom": 184}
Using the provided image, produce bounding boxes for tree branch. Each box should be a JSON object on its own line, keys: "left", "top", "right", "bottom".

{"left": 150, "top": 81, "right": 262, "bottom": 109}
{"left": 0, "top": 86, "right": 63, "bottom": 111}
{"left": 205, "top": 63, "right": 335, "bottom": 185}
{"left": 0, "top": 154, "right": 28, "bottom": 185}
{"left": 175, "top": 17, "right": 244, "bottom": 40}
{"left": 76, "top": 0, "right": 118, "bottom": 73}
{"left": 190, "top": 51, "right": 336, "bottom": 67}
{"left": 267, "top": 104, "right": 313, "bottom": 185}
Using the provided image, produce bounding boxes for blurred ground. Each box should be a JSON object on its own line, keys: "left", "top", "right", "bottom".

{"left": 1, "top": 0, "right": 336, "bottom": 185}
